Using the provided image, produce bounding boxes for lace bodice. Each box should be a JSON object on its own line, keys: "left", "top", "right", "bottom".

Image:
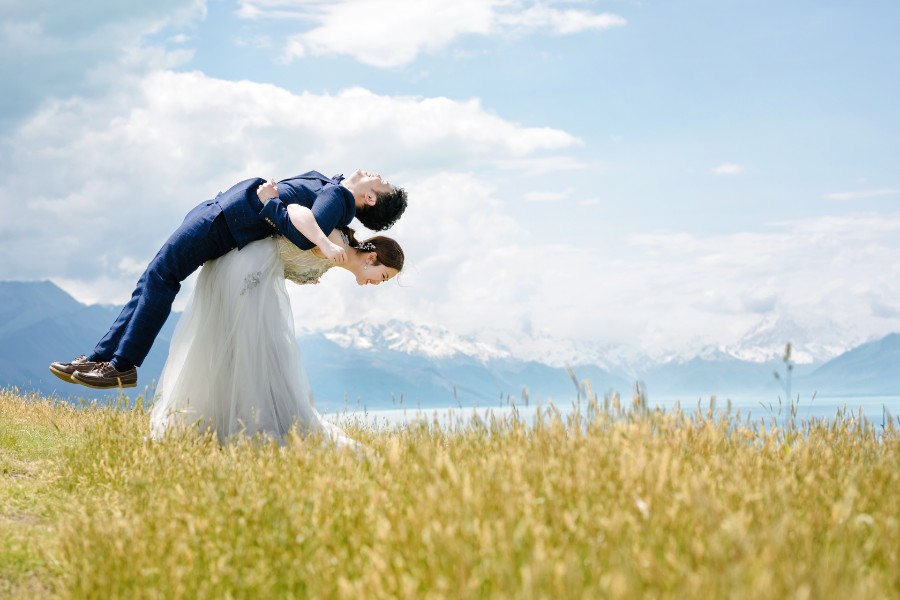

{"left": 276, "top": 235, "right": 337, "bottom": 285}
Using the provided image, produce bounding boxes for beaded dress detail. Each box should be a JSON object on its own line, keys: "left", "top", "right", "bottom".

{"left": 276, "top": 234, "right": 342, "bottom": 285}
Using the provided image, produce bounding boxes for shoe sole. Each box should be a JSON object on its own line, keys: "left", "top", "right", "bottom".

{"left": 49, "top": 366, "right": 78, "bottom": 383}
{"left": 72, "top": 378, "right": 137, "bottom": 390}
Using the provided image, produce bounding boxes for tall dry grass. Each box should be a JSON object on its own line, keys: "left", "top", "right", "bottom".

{"left": 1, "top": 387, "right": 898, "bottom": 598}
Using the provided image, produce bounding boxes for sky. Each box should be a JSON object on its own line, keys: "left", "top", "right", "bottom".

{"left": 2, "top": 0, "right": 899, "bottom": 356}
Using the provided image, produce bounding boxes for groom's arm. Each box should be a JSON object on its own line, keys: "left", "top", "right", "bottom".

{"left": 259, "top": 195, "right": 315, "bottom": 250}
{"left": 284, "top": 205, "right": 347, "bottom": 263}
{"left": 258, "top": 184, "right": 348, "bottom": 251}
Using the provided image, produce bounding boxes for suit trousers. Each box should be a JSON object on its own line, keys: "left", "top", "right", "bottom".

{"left": 93, "top": 209, "right": 237, "bottom": 367}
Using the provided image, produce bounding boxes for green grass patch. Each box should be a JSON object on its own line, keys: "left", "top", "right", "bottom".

{"left": 0, "top": 387, "right": 898, "bottom": 598}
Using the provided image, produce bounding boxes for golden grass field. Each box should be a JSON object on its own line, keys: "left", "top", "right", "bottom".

{"left": 0, "top": 386, "right": 898, "bottom": 599}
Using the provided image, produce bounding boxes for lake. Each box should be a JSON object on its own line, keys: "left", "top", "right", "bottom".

{"left": 324, "top": 394, "right": 900, "bottom": 430}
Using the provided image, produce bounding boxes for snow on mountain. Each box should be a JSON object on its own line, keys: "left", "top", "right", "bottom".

{"left": 307, "top": 319, "right": 652, "bottom": 373}
{"left": 316, "top": 320, "right": 511, "bottom": 362}
{"left": 720, "top": 315, "right": 860, "bottom": 365}
{"left": 312, "top": 319, "right": 664, "bottom": 372}
{"left": 305, "top": 314, "right": 867, "bottom": 372}
{"left": 476, "top": 328, "right": 643, "bottom": 371}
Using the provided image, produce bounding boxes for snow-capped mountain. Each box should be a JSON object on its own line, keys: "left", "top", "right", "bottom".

{"left": 302, "top": 315, "right": 863, "bottom": 372}
{"left": 297, "top": 318, "right": 900, "bottom": 400}
{"left": 476, "top": 328, "right": 645, "bottom": 372}
{"left": 720, "top": 315, "right": 860, "bottom": 365}
{"left": 305, "top": 319, "right": 644, "bottom": 372}
{"left": 295, "top": 316, "right": 899, "bottom": 400}
{"left": 315, "top": 320, "right": 510, "bottom": 362}
{"left": 2, "top": 281, "right": 896, "bottom": 404}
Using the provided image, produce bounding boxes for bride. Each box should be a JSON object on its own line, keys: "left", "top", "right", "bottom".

{"left": 149, "top": 211, "right": 404, "bottom": 447}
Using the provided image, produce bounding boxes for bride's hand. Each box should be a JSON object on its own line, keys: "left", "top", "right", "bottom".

{"left": 257, "top": 178, "right": 278, "bottom": 204}
{"left": 321, "top": 240, "right": 347, "bottom": 265}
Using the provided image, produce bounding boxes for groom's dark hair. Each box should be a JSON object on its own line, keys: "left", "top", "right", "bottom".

{"left": 356, "top": 186, "right": 407, "bottom": 231}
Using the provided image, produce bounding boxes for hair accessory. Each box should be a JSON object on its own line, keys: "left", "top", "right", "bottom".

{"left": 358, "top": 242, "right": 376, "bottom": 252}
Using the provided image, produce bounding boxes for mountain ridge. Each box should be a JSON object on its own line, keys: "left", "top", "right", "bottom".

{"left": 1, "top": 281, "right": 897, "bottom": 409}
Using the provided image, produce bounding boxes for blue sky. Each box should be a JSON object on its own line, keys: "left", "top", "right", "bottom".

{"left": 2, "top": 0, "right": 899, "bottom": 359}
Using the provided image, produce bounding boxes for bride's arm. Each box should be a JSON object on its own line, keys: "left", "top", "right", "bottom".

{"left": 286, "top": 205, "right": 347, "bottom": 264}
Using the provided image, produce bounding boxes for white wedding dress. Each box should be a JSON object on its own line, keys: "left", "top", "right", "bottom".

{"left": 149, "top": 235, "right": 358, "bottom": 448}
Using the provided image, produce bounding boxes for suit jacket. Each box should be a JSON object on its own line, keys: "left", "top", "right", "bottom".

{"left": 209, "top": 171, "right": 355, "bottom": 250}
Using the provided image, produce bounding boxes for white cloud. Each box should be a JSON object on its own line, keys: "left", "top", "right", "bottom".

{"left": 3, "top": 1, "right": 898, "bottom": 360}
{"left": 5, "top": 61, "right": 898, "bottom": 354}
{"left": 823, "top": 188, "right": 900, "bottom": 201}
{"left": 237, "top": 0, "right": 625, "bottom": 67}
{"left": 712, "top": 162, "right": 742, "bottom": 175}
{"left": 0, "top": 69, "right": 578, "bottom": 303}
{"left": 8, "top": 61, "right": 899, "bottom": 355}
{"left": 496, "top": 5, "right": 626, "bottom": 34}
{"left": 615, "top": 215, "right": 900, "bottom": 346}
{"left": 287, "top": 172, "right": 900, "bottom": 352}
{"left": 6, "top": 60, "right": 900, "bottom": 355}
{"left": 523, "top": 190, "right": 570, "bottom": 202}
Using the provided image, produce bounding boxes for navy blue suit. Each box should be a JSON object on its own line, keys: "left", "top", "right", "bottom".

{"left": 92, "top": 171, "right": 354, "bottom": 369}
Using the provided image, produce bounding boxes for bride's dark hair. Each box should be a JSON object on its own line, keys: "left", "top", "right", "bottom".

{"left": 337, "top": 226, "right": 405, "bottom": 272}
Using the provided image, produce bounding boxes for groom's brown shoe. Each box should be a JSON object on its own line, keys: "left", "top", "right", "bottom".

{"left": 72, "top": 362, "right": 137, "bottom": 389}
{"left": 49, "top": 355, "right": 99, "bottom": 382}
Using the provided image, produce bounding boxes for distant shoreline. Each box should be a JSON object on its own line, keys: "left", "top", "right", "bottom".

{"left": 326, "top": 394, "right": 900, "bottom": 430}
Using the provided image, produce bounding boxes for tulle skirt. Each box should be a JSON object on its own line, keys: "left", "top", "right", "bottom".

{"left": 149, "top": 237, "right": 356, "bottom": 448}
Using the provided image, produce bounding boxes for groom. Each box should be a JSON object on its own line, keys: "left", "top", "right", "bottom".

{"left": 49, "top": 170, "right": 407, "bottom": 389}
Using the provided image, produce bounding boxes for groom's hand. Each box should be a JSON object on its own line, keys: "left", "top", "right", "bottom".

{"left": 320, "top": 240, "right": 347, "bottom": 265}
{"left": 257, "top": 178, "right": 279, "bottom": 204}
